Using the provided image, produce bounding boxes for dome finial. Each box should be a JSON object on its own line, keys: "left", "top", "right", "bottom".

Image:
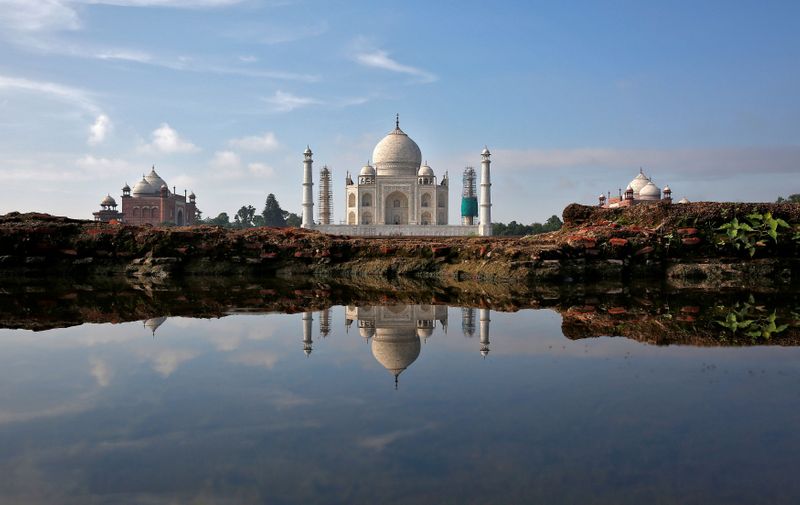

{"left": 395, "top": 113, "right": 399, "bottom": 130}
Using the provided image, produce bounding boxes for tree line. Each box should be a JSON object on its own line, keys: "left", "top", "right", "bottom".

{"left": 492, "top": 215, "right": 563, "bottom": 236}
{"left": 202, "top": 193, "right": 301, "bottom": 228}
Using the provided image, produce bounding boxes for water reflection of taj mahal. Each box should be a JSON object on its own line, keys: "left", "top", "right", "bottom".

{"left": 301, "top": 305, "right": 492, "bottom": 388}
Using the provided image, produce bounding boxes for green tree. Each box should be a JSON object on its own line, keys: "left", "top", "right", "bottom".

{"left": 234, "top": 205, "right": 257, "bottom": 228}
{"left": 252, "top": 215, "right": 265, "bottom": 227}
{"left": 205, "top": 212, "right": 231, "bottom": 227}
{"left": 283, "top": 211, "right": 302, "bottom": 227}
{"left": 262, "top": 194, "right": 287, "bottom": 227}
{"left": 776, "top": 194, "right": 800, "bottom": 203}
{"left": 543, "top": 215, "right": 563, "bottom": 232}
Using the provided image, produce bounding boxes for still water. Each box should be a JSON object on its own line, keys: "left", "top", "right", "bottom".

{"left": 1, "top": 301, "right": 799, "bottom": 504}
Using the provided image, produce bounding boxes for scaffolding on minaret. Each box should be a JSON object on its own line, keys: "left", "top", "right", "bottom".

{"left": 461, "top": 166, "right": 478, "bottom": 226}
{"left": 461, "top": 307, "right": 476, "bottom": 337}
{"left": 318, "top": 165, "right": 332, "bottom": 225}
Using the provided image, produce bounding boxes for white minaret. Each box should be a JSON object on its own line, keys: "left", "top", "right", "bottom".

{"left": 301, "top": 146, "right": 314, "bottom": 228}
{"left": 302, "top": 311, "right": 313, "bottom": 356}
{"left": 478, "top": 147, "right": 492, "bottom": 236}
{"left": 479, "top": 308, "right": 490, "bottom": 358}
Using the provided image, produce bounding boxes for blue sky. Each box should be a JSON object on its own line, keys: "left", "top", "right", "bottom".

{"left": 0, "top": 0, "right": 798, "bottom": 223}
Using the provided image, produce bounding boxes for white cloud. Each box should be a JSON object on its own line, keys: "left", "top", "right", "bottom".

{"left": 228, "top": 132, "right": 279, "bottom": 152}
{"left": 0, "top": 74, "right": 99, "bottom": 114}
{"left": 87, "top": 114, "right": 112, "bottom": 145}
{"left": 354, "top": 48, "right": 437, "bottom": 83}
{"left": 0, "top": 0, "right": 80, "bottom": 32}
{"left": 263, "top": 90, "right": 321, "bottom": 112}
{"left": 141, "top": 123, "right": 199, "bottom": 154}
{"left": 75, "top": 154, "right": 133, "bottom": 175}
{"left": 238, "top": 55, "right": 258, "bottom": 63}
{"left": 248, "top": 162, "right": 275, "bottom": 177}
{"left": 210, "top": 150, "right": 242, "bottom": 173}
{"left": 75, "top": 0, "right": 246, "bottom": 7}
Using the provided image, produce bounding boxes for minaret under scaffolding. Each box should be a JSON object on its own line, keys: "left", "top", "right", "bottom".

{"left": 319, "top": 308, "right": 331, "bottom": 338}
{"left": 318, "top": 165, "right": 332, "bottom": 225}
{"left": 461, "top": 167, "right": 478, "bottom": 226}
{"left": 461, "top": 307, "right": 476, "bottom": 337}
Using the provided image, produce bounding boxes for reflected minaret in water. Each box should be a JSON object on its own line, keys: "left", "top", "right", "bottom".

{"left": 461, "top": 307, "right": 476, "bottom": 337}
{"left": 319, "top": 308, "right": 331, "bottom": 338}
{"left": 302, "top": 311, "right": 313, "bottom": 356}
{"left": 479, "top": 308, "right": 491, "bottom": 358}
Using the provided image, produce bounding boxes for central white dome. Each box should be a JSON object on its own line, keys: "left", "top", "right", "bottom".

{"left": 372, "top": 124, "right": 422, "bottom": 177}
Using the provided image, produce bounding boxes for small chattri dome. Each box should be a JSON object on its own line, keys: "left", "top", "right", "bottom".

{"left": 132, "top": 177, "right": 154, "bottom": 195}
{"left": 304, "top": 146, "right": 312, "bottom": 155}
{"left": 189, "top": 191, "right": 196, "bottom": 199}
{"left": 418, "top": 163, "right": 434, "bottom": 177}
{"left": 101, "top": 194, "right": 116, "bottom": 206}
{"left": 122, "top": 183, "right": 130, "bottom": 192}
{"left": 678, "top": 197, "right": 690, "bottom": 204}
{"left": 481, "top": 146, "right": 490, "bottom": 155}
{"left": 663, "top": 185, "right": 672, "bottom": 192}
{"left": 359, "top": 163, "right": 375, "bottom": 177}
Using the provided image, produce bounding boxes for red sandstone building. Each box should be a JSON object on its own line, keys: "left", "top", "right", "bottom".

{"left": 94, "top": 167, "right": 199, "bottom": 225}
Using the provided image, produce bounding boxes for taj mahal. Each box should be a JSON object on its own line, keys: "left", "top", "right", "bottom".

{"left": 301, "top": 115, "right": 494, "bottom": 237}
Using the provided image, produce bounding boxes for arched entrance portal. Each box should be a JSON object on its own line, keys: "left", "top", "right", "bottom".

{"left": 177, "top": 209, "right": 184, "bottom": 226}
{"left": 384, "top": 191, "right": 409, "bottom": 225}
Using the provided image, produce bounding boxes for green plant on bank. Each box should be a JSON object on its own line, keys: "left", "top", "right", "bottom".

{"left": 716, "top": 212, "right": 790, "bottom": 257}
{"left": 714, "top": 295, "right": 789, "bottom": 342}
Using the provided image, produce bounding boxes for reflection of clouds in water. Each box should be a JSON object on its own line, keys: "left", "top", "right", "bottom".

{"left": 89, "top": 356, "right": 112, "bottom": 387}
{"left": 267, "top": 391, "right": 314, "bottom": 409}
{"left": 141, "top": 348, "right": 200, "bottom": 377}
{"left": 209, "top": 332, "right": 242, "bottom": 352}
{"left": 358, "top": 423, "right": 437, "bottom": 452}
{"left": 0, "top": 392, "right": 95, "bottom": 425}
{"left": 229, "top": 350, "right": 279, "bottom": 369}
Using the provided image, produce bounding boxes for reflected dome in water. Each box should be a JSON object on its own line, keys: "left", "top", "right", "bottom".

{"left": 346, "top": 304, "right": 448, "bottom": 386}
{"left": 371, "top": 330, "right": 421, "bottom": 384}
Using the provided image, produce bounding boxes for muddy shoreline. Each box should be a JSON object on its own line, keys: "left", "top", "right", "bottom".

{"left": 1, "top": 202, "right": 799, "bottom": 290}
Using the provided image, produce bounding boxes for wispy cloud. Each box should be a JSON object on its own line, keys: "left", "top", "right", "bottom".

{"left": 493, "top": 146, "right": 800, "bottom": 178}
{"left": 0, "top": 0, "right": 245, "bottom": 35}
{"left": 358, "top": 423, "right": 437, "bottom": 451}
{"left": 75, "top": 154, "right": 134, "bottom": 175}
{"left": 228, "top": 132, "right": 279, "bottom": 152}
{"left": 263, "top": 90, "right": 321, "bottom": 112}
{"left": 227, "top": 19, "right": 329, "bottom": 45}
{"left": 247, "top": 162, "right": 275, "bottom": 177}
{"left": 0, "top": 0, "right": 80, "bottom": 32}
{"left": 140, "top": 123, "right": 200, "bottom": 154}
{"left": 210, "top": 150, "right": 241, "bottom": 170}
{"left": 0, "top": 74, "right": 100, "bottom": 114}
{"left": 353, "top": 45, "right": 437, "bottom": 83}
